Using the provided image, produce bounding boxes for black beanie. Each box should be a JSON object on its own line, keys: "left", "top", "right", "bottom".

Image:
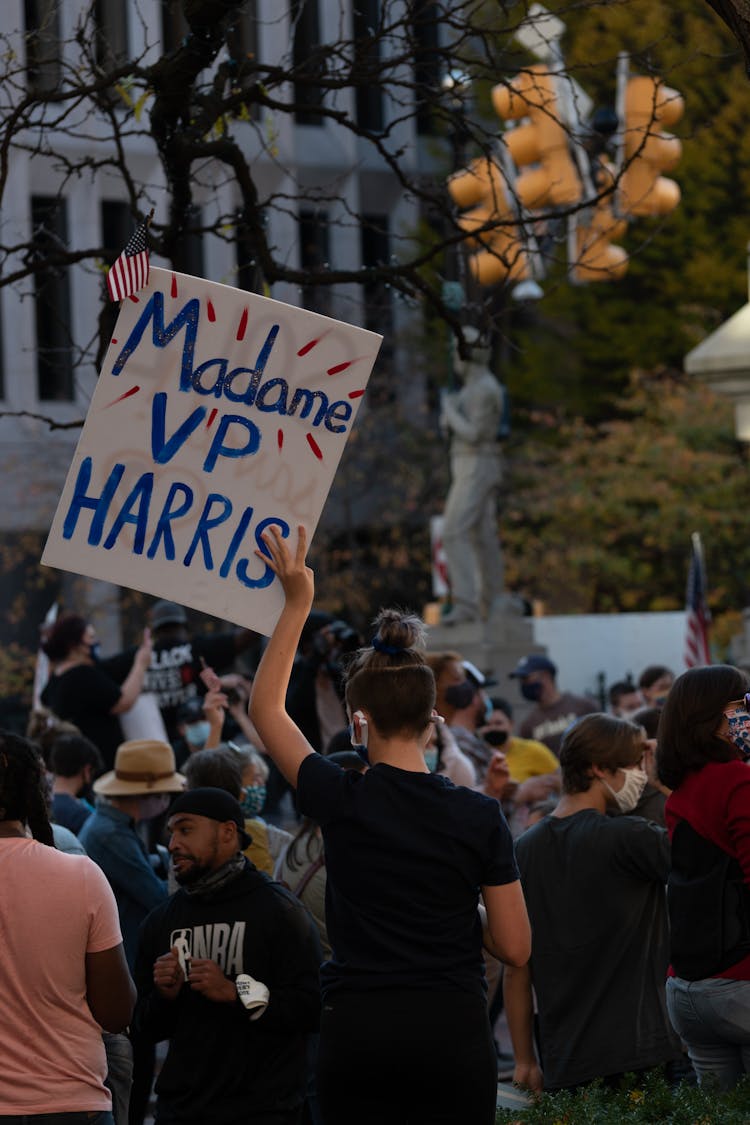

{"left": 168, "top": 787, "right": 251, "bottom": 849}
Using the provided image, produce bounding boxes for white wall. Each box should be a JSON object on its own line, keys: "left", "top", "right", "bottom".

{"left": 531, "top": 611, "right": 688, "bottom": 702}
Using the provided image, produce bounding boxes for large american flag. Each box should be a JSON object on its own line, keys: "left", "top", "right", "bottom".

{"left": 684, "top": 532, "right": 711, "bottom": 668}
{"left": 106, "top": 214, "right": 150, "bottom": 302}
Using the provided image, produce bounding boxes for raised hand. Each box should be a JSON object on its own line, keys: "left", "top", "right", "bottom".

{"left": 257, "top": 524, "right": 314, "bottom": 611}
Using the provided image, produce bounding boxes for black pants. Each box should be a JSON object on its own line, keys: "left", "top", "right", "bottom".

{"left": 316, "top": 988, "right": 496, "bottom": 1125}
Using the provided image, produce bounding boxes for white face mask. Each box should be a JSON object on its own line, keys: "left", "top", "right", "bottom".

{"left": 603, "top": 767, "right": 648, "bottom": 814}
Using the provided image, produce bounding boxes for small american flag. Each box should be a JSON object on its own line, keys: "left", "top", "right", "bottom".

{"left": 684, "top": 532, "right": 711, "bottom": 668}
{"left": 106, "top": 212, "right": 151, "bottom": 301}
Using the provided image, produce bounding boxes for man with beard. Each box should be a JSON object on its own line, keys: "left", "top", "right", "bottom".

{"left": 133, "top": 788, "right": 321, "bottom": 1125}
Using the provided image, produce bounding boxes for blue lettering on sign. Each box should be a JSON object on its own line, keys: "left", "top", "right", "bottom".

{"left": 151, "top": 393, "right": 206, "bottom": 464}
{"left": 111, "top": 292, "right": 200, "bottom": 391}
{"left": 60, "top": 463, "right": 288, "bottom": 588}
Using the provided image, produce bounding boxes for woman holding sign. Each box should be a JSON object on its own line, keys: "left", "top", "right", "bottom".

{"left": 250, "top": 526, "right": 530, "bottom": 1125}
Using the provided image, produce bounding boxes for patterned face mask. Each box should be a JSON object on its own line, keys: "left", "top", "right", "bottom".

{"left": 240, "top": 784, "right": 267, "bottom": 818}
{"left": 724, "top": 696, "right": 750, "bottom": 757}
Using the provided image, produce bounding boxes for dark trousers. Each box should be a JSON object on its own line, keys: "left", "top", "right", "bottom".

{"left": 316, "top": 988, "right": 497, "bottom": 1125}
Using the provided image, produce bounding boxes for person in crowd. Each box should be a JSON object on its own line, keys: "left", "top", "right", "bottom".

{"left": 49, "top": 731, "right": 102, "bottom": 834}
{"left": 426, "top": 651, "right": 495, "bottom": 782}
{"left": 183, "top": 746, "right": 293, "bottom": 876}
{"left": 638, "top": 664, "right": 674, "bottom": 708}
{"left": 508, "top": 654, "right": 596, "bottom": 755}
{"left": 107, "top": 600, "right": 259, "bottom": 745}
{"left": 504, "top": 713, "right": 680, "bottom": 1093}
{"left": 0, "top": 730, "right": 135, "bottom": 1123}
{"left": 631, "top": 706, "right": 669, "bottom": 825}
{"left": 422, "top": 711, "right": 477, "bottom": 787}
{"left": 249, "top": 524, "right": 530, "bottom": 1125}
{"left": 134, "top": 787, "right": 321, "bottom": 1125}
{"left": 608, "top": 679, "right": 643, "bottom": 720}
{"left": 40, "top": 613, "right": 153, "bottom": 769}
{"left": 80, "top": 738, "right": 185, "bottom": 1125}
{"left": 480, "top": 697, "right": 560, "bottom": 786}
{"left": 26, "top": 706, "right": 80, "bottom": 766}
{"left": 657, "top": 664, "right": 750, "bottom": 1090}
{"left": 172, "top": 690, "right": 227, "bottom": 768}
{"left": 80, "top": 739, "right": 184, "bottom": 967}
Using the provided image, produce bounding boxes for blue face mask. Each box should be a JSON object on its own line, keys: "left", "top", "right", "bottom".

{"left": 241, "top": 784, "right": 267, "bottom": 818}
{"left": 423, "top": 748, "right": 438, "bottom": 773}
{"left": 89, "top": 642, "right": 101, "bottom": 663}
{"left": 185, "top": 720, "right": 210, "bottom": 748}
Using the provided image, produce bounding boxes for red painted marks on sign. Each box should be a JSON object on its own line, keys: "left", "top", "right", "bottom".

{"left": 105, "top": 385, "right": 140, "bottom": 408}
{"left": 171, "top": 274, "right": 178, "bottom": 298}
{"left": 207, "top": 300, "right": 216, "bottom": 322}
{"left": 327, "top": 360, "right": 353, "bottom": 376}
{"left": 111, "top": 339, "right": 118, "bottom": 346}
{"left": 348, "top": 389, "right": 365, "bottom": 399}
{"left": 207, "top": 408, "right": 218, "bottom": 428}
{"left": 129, "top": 294, "right": 140, "bottom": 303}
{"left": 306, "top": 434, "right": 323, "bottom": 460}
{"left": 237, "top": 308, "right": 249, "bottom": 341}
{"left": 298, "top": 337, "right": 320, "bottom": 357}
{"left": 277, "top": 429, "right": 284, "bottom": 451}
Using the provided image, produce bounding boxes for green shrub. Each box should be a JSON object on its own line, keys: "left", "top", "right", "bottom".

{"left": 496, "top": 1069, "right": 750, "bottom": 1124}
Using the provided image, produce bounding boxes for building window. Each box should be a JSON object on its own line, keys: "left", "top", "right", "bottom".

{"left": 31, "top": 196, "right": 73, "bottom": 402}
{"left": 361, "top": 214, "right": 394, "bottom": 404}
{"left": 94, "top": 0, "right": 129, "bottom": 67}
{"left": 25, "top": 0, "right": 61, "bottom": 94}
{"left": 161, "top": 0, "right": 188, "bottom": 53}
{"left": 227, "top": 0, "right": 259, "bottom": 105}
{"left": 353, "top": 0, "right": 384, "bottom": 133}
{"left": 411, "top": 0, "right": 440, "bottom": 136}
{"left": 291, "top": 0, "right": 325, "bottom": 125}
{"left": 299, "top": 210, "right": 331, "bottom": 315}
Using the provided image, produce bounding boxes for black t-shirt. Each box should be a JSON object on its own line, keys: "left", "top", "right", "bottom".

{"left": 109, "top": 633, "right": 240, "bottom": 741}
{"left": 515, "top": 810, "right": 680, "bottom": 1090}
{"left": 296, "top": 754, "right": 518, "bottom": 999}
{"left": 41, "top": 665, "right": 123, "bottom": 769}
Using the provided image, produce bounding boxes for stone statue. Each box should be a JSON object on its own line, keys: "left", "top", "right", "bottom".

{"left": 439, "top": 329, "right": 505, "bottom": 626}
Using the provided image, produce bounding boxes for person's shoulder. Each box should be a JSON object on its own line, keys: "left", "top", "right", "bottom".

{"left": 563, "top": 692, "right": 597, "bottom": 712}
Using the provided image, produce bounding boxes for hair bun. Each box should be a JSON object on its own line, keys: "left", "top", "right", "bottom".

{"left": 372, "top": 608, "right": 425, "bottom": 654}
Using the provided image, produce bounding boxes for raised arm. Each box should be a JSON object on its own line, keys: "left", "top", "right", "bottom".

{"left": 248, "top": 525, "right": 316, "bottom": 788}
{"left": 111, "top": 629, "right": 153, "bottom": 715}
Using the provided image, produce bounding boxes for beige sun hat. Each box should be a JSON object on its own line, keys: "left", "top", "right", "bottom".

{"left": 93, "top": 740, "right": 185, "bottom": 797}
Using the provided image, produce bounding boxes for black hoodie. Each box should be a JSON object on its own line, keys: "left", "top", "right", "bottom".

{"left": 134, "top": 860, "right": 321, "bottom": 1124}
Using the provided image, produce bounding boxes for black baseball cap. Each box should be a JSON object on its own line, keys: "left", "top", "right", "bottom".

{"left": 168, "top": 787, "right": 252, "bottom": 849}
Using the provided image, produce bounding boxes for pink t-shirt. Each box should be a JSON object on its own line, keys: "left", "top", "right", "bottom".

{"left": 0, "top": 838, "right": 123, "bottom": 1113}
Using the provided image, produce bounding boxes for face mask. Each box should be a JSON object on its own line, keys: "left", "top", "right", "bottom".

{"left": 483, "top": 728, "right": 509, "bottom": 748}
{"left": 651, "top": 695, "right": 669, "bottom": 708}
{"left": 483, "top": 697, "right": 493, "bottom": 723}
{"left": 603, "top": 767, "right": 648, "bottom": 814}
{"left": 423, "top": 748, "right": 438, "bottom": 773}
{"left": 185, "top": 721, "right": 210, "bottom": 748}
{"left": 88, "top": 642, "right": 101, "bottom": 663}
{"left": 521, "top": 681, "right": 543, "bottom": 703}
{"left": 618, "top": 707, "right": 642, "bottom": 723}
{"left": 725, "top": 706, "right": 750, "bottom": 757}
{"left": 444, "top": 680, "right": 476, "bottom": 710}
{"left": 241, "top": 784, "right": 267, "bottom": 818}
{"left": 138, "top": 794, "right": 171, "bottom": 820}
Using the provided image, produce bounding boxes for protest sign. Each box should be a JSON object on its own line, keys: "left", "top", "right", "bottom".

{"left": 42, "top": 268, "right": 382, "bottom": 634}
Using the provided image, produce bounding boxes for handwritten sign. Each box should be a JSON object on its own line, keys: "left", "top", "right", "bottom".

{"left": 42, "top": 268, "right": 382, "bottom": 634}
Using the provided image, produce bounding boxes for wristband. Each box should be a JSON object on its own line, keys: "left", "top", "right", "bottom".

{"left": 235, "top": 974, "right": 270, "bottom": 1021}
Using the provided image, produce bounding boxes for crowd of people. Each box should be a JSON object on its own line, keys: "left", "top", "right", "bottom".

{"left": 4, "top": 545, "right": 750, "bottom": 1124}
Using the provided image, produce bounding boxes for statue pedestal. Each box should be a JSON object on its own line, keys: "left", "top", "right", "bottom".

{"left": 426, "top": 610, "right": 546, "bottom": 708}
